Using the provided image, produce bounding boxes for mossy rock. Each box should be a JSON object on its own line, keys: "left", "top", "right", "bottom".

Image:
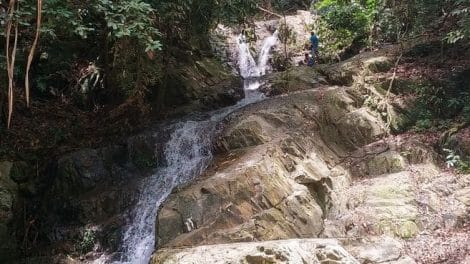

{"left": 376, "top": 219, "right": 419, "bottom": 239}
{"left": 0, "top": 162, "right": 19, "bottom": 261}
{"left": 9, "top": 161, "right": 32, "bottom": 184}
{"left": 263, "top": 66, "right": 327, "bottom": 96}
{"left": 397, "top": 220, "right": 420, "bottom": 239}
{"left": 316, "top": 62, "right": 356, "bottom": 86}
{"left": 195, "top": 58, "right": 231, "bottom": 80}
{"left": 364, "top": 56, "right": 393, "bottom": 73}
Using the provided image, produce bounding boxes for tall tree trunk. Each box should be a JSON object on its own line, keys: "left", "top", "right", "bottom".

{"left": 25, "top": 0, "right": 42, "bottom": 108}
{"left": 103, "top": 30, "right": 110, "bottom": 93}
{"left": 5, "top": 0, "right": 19, "bottom": 128}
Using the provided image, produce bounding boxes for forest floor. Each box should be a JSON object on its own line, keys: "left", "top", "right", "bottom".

{"left": 0, "top": 92, "right": 154, "bottom": 163}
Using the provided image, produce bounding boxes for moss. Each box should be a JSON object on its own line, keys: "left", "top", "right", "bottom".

{"left": 365, "top": 57, "right": 393, "bottom": 73}
{"left": 77, "top": 229, "right": 96, "bottom": 254}
{"left": 132, "top": 151, "right": 158, "bottom": 169}
{"left": 397, "top": 220, "right": 419, "bottom": 239}
{"left": 195, "top": 58, "right": 230, "bottom": 79}
{"left": 376, "top": 219, "right": 419, "bottom": 239}
{"left": 9, "top": 161, "right": 32, "bottom": 184}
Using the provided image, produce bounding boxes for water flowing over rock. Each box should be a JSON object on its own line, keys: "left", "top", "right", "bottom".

{"left": 116, "top": 121, "right": 216, "bottom": 264}
{"left": 105, "top": 31, "right": 279, "bottom": 264}
{"left": 210, "top": 11, "right": 314, "bottom": 69}
{"left": 12, "top": 35, "right": 469, "bottom": 264}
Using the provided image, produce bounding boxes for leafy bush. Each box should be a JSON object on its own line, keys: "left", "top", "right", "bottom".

{"left": 444, "top": 148, "right": 470, "bottom": 173}
{"left": 407, "top": 78, "right": 470, "bottom": 131}
{"left": 313, "top": 1, "right": 371, "bottom": 61}
{"left": 1, "top": 0, "right": 162, "bottom": 107}
{"left": 77, "top": 229, "right": 96, "bottom": 254}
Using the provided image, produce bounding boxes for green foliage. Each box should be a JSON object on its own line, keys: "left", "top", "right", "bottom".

{"left": 279, "top": 23, "right": 297, "bottom": 46}
{"left": 1, "top": 0, "right": 161, "bottom": 103}
{"left": 445, "top": 0, "right": 470, "bottom": 44}
{"left": 77, "top": 229, "right": 96, "bottom": 254}
{"left": 313, "top": 1, "right": 371, "bottom": 60}
{"left": 410, "top": 0, "right": 470, "bottom": 44}
{"left": 444, "top": 148, "right": 470, "bottom": 173}
{"left": 272, "top": 0, "right": 311, "bottom": 11}
{"left": 97, "top": 0, "right": 162, "bottom": 52}
{"left": 313, "top": 0, "right": 470, "bottom": 59}
{"left": 1, "top": 0, "right": 265, "bottom": 106}
{"left": 217, "top": 0, "right": 258, "bottom": 25}
{"left": 407, "top": 77, "right": 470, "bottom": 132}
{"left": 111, "top": 39, "right": 163, "bottom": 97}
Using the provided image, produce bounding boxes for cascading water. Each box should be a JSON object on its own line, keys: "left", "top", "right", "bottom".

{"left": 239, "top": 30, "right": 278, "bottom": 100}
{"left": 102, "top": 30, "right": 278, "bottom": 264}
{"left": 257, "top": 31, "right": 279, "bottom": 76}
{"left": 115, "top": 120, "right": 216, "bottom": 264}
{"left": 238, "top": 30, "right": 279, "bottom": 79}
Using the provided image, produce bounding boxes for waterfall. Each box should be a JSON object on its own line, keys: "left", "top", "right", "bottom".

{"left": 99, "top": 31, "right": 278, "bottom": 264}
{"left": 238, "top": 30, "right": 279, "bottom": 79}
{"left": 114, "top": 120, "right": 216, "bottom": 264}
{"left": 257, "top": 31, "right": 279, "bottom": 76}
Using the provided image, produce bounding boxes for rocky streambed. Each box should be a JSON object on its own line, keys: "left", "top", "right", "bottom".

{"left": 151, "top": 52, "right": 470, "bottom": 263}
{"left": 1, "top": 39, "right": 469, "bottom": 264}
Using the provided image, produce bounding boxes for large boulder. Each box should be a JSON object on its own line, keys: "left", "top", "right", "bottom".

{"left": 40, "top": 128, "right": 172, "bottom": 255}
{"left": 155, "top": 88, "right": 391, "bottom": 251}
{"left": 152, "top": 239, "right": 359, "bottom": 264}
{"left": 261, "top": 66, "right": 328, "bottom": 96}
{"left": 157, "top": 58, "right": 243, "bottom": 116}
{"left": 156, "top": 145, "right": 325, "bottom": 248}
{"left": 350, "top": 172, "right": 420, "bottom": 238}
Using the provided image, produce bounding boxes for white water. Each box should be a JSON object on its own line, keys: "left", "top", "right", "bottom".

{"left": 238, "top": 31, "right": 278, "bottom": 78}
{"left": 98, "top": 31, "right": 277, "bottom": 264}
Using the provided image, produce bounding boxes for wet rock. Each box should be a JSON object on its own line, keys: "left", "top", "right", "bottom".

{"left": 158, "top": 58, "right": 243, "bottom": 116}
{"left": 53, "top": 148, "right": 115, "bottom": 196}
{"left": 127, "top": 132, "right": 161, "bottom": 169}
{"left": 152, "top": 239, "right": 359, "bottom": 264}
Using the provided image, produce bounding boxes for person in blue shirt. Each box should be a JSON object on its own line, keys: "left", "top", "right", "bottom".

{"left": 310, "top": 31, "right": 319, "bottom": 65}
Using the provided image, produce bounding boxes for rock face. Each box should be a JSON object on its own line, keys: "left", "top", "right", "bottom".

{"left": 157, "top": 57, "right": 243, "bottom": 117}
{"left": 14, "top": 45, "right": 468, "bottom": 263}
{"left": 0, "top": 161, "right": 19, "bottom": 261}
{"left": 156, "top": 87, "right": 378, "bottom": 249}
{"left": 38, "top": 127, "right": 176, "bottom": 256}
{"left": 152, "top": 239, "right": 359, "bottom": 264}
{"left": 153, "top": 51, "right": 469, "bottom": 263}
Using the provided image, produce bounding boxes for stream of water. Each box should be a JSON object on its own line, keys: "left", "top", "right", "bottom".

{"left": 101, "top": 30, "right": 278, "bottom": 264}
